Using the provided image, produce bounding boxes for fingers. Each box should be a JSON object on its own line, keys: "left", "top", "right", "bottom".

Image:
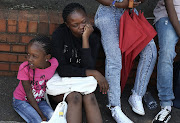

{"left": 98, "top": 80, "right": 109, "bottom": 95}
{"left": 133, "top": 1, "right": 141, "bottom": 7}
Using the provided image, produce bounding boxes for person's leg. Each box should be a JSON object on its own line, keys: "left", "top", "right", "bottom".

{"left": 156, "top": 17, "right": 178, "bottom": 107}
{"left": 129, "top": 39, "right": 157, "bottom": 115}
{"left": 66, "top": 92, "right": 83, "bottom": 123}
{"left": 12, "top": 97, "right": 42, "bottom": 123}
{"left": 51, "top": 92, "right": 82, "bottom": 123}
{"left": 38, "top": 100, "right": 54, "bottom": 121}
{"left": 133, "top": 39, "right": 157, "bottom": 96}
{"left": 152, "top": 17, "right": 179, "bottom": 123}
{"left": 95, "top": 5, "right": 133, "bottom": 123}
{"left": 83, "top": 93, "right": 102, "bottom": 123}
{"left": 95, "top": 5, "right": 122, "bottom": 108}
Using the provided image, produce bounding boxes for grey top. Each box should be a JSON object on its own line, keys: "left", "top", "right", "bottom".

{"left": 153, "top": 0, "right": 180, "bottom": 23}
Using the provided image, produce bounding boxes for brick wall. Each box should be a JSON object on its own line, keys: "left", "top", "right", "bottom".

{"left": 0, "top": 9, "right": 63, "bottom": 76}
{"left": 0, "top": 8, "right": 179, "bottom": 85}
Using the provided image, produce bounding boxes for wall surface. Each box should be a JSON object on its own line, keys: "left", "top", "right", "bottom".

{"left": 0, "top": 0, "right": 179, "bottom": 85}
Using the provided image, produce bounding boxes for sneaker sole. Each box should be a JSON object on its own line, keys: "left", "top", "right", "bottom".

{"left": 128, "top": 98, "right": 145, "bottom": 116}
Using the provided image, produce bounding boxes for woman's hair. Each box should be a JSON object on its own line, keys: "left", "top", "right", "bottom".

{"left": 62, "top": 3, "right": 86, "bottom": 22}
{"left": 28, "top": 36, "right": 52, "bottom": 55}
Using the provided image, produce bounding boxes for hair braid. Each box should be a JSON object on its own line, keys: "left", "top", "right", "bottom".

{"left": 62, "top": 3, "right": 86, "bottom": 22}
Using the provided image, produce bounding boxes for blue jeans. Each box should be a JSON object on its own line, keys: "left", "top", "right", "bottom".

{"left": 155, "top": 17, "right": 178, "bottom": 107}
{"left": 95, "top": 5, "right": 157, "bottom": 107}
{"left": 12, "top": 97, "right": 53, "bottom": 123}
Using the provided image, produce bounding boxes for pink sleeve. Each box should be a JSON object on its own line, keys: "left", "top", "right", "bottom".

{"left": 17, "top": 62, "right": 30, "bottom": 81}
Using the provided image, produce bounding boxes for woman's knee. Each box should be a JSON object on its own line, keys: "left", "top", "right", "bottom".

{"left": 83, "top": 93, "right": 97, "bottom": 105}
{"left": 66, "top": 92, "right": 82, "bottom": 105}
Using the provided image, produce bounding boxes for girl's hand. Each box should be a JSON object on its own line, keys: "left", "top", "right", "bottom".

{"left": 82, "top": 24, "right": 94, "bottom": 39}
{"left": 86, "top": 70, "right": 109, "bottom": 94}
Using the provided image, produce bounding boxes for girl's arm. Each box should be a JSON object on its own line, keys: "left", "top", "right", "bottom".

{"left": 165, "top": 0, "right": 180, "bottom": 37}
{"left": 96, "top": 0, "right": 129, "bottom": 8}
{"left": 22, "top": 80, "right": 47, "bottom": 121}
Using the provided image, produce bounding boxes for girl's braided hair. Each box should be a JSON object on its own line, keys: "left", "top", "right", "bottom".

{"left": 21, "top": 36, "right": 52, "bottom": 82}
{"left": 62, "top": 3, "right": 86, "bottom": 23}
{"left": 29, "top": 36, "right": 52, "bottom": 55}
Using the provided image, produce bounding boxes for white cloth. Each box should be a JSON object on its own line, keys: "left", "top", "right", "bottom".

{"left": 46, "top": 73, "right": 98, "bottom": 96}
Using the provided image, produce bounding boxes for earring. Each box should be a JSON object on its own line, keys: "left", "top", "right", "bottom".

{"left": 46, "top": 59, "right": 48, "bottom": 61}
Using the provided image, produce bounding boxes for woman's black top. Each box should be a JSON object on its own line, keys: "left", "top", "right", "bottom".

{"left": 51, "top": 23, "right": 101, "bottom": 77}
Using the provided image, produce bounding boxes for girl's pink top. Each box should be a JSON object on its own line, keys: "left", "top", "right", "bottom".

{"left": 13, "top": 57, "right": 58, "bottom": 102}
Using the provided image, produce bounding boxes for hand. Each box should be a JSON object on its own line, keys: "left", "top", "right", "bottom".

{"left": 41, "top": 116, "right": 47, "bottom": 121}
{"left": 86, "top": 70, "right": 109, "bottom": 94}
{"left": 133, "top": 1, "right": 141, "bottom": 8}
{"left": 82, "top": 24, "right": 94, "bottom": 39}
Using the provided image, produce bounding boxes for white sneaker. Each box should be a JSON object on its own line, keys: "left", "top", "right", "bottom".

{"left": 152, "top": 106, "right": 171, "bottom": 123}
{"left": 111, "top": 106, "right": 134, "bottom": 123}
{"left": 128, "top": 93, "right": 145, "bottom": 115}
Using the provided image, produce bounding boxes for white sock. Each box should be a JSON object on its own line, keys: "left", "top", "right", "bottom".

{"left": 162, "top": 106, "right": 172, "bottom": 111}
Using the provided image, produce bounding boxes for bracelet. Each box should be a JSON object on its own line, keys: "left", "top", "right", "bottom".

{"left": 111, "top": 0, "right": 116, "bottom": 7}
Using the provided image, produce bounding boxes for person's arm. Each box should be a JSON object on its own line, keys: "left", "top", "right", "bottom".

{"left": 82, "top": 23, "right": 94, "bottom": 48}
{"left": 96, "top": 0, "right": 129, "bottom": 8}
{"left": 86, "top": 70, "right": 109, "bottom": 94}
{"left": 80, "top": 27, "right": 101, "bottom": 69}
{"left": 51, "top": 26, "right": 87, "bottom": 77}
{"left": 22, "top": 80, "right": 47, "bottom": 121}
{"left": 165, "top": 0, "right": 180, "bottom": 37}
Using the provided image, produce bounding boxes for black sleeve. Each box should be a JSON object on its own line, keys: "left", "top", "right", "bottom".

{"left": 80, "top": 27, "right": 101, "bottom": 69}
{"left": 51, "top": 26, "right": 86, "bottom": 77}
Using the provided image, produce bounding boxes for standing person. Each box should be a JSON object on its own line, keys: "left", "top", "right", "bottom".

{"left": 51, "top": 3, "right": 109, "bottom": 123}
{"left": 95, "top": 0, "right": 157, "bottom": 122}
{"left": 153, "top": 0, "right": 180, "bottom": 122}
{"left": 12, "top": 36, "right": 58, "bottom": 123}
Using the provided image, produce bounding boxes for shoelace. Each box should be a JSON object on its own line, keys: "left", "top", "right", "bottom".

{"left": 157, "top": 109, "right": 170, "bottom": 121}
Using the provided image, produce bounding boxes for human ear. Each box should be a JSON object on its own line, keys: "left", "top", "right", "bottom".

{"left": 45, "top": 54, "right": 51, "bottom": 61}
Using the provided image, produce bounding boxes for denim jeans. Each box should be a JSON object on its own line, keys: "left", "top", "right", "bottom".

{"left": 95, "top": 5, "right": 157, "bottom": 107}
{"left": 155, "top": 17, "right": 178, "bottom": 107}
{"left": 12, "top": 97, "right": 53, "bottom": 123}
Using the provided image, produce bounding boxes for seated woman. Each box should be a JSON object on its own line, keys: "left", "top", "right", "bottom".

{"left": 50, "top": 3, "right": 109, "bottom": 123}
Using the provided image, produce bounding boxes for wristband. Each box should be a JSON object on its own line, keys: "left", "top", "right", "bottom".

{"left": 111, "top": 0, "right": 116, "bottom": 7}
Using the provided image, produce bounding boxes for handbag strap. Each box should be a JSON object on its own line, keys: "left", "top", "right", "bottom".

{"left": 63, "top": 92, "right": 70, "bottom": 101}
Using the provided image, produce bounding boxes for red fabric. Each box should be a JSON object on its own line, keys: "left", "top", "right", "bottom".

{"left": 119, "top": 10, "right": 157, "bottom": 92}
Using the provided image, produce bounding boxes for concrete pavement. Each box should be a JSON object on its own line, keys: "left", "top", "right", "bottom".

{"left": 0, "top": 76, "right": 180, "bottom": 123}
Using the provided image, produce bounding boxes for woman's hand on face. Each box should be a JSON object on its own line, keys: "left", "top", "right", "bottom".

{"left": 82, "top": 24, "right": 94, "bottom": 39}
{"left": 86, "top": 70, "right": 109, "bottom": 94}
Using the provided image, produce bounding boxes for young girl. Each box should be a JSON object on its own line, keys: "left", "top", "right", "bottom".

{"left": 153, "top": 0, "right": 180, "bottom": 122}
{"left": 12, "top": 36, "right": 58, "bottom": 123}
{"left": 51, "top": 3, "right": 109, "bottom": 123}
{"left": 95, "top": 0, "right": 157, "bottom": 122}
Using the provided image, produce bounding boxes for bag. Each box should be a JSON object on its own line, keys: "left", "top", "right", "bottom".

{"left": 173, "top": 61, "right": 180, "bottom": 109}
{"left": 46, "top": 73, "right": 97, "bottom": 96}
{"left": 42, "top": 93, "right": 69, "bottom": 123}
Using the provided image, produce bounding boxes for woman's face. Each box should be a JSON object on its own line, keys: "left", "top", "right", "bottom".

{"left": 66, "top": 10, "right": 87, "bottom": 38}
